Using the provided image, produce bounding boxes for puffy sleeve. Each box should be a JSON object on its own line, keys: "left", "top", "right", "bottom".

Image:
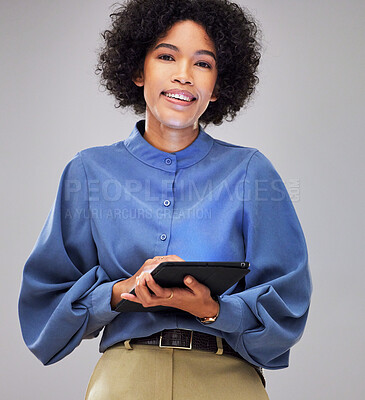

{"left": 18, "top": 153, "right": 120, "bottom": 365}
{"left": 199, "top": 150, "right": 312, "bottom": 369}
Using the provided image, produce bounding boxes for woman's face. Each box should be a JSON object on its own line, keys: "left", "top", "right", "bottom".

{"left": 133, "top": 20, "right": 218, "bottom": 131}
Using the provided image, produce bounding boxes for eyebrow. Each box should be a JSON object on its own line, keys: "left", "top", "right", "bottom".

{"left": 154, "top": 43, "right": 216, "bottom": 61}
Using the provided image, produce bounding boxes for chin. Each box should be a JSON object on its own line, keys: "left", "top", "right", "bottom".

{"left": 157, "top": 114, "right": 199, "bottom": 130}
{"left": 163, "top": 120, "right": 195, "bottom": 130}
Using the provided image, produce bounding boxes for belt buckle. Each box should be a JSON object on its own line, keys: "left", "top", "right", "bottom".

{"left": 159, "top": 329, "right": 193, "bottom": 350}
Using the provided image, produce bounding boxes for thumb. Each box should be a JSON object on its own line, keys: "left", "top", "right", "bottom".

{"left": 184, "top": 275, "right": 197, "bottom": 287}
{"left": 184, "top": 276, "right": 208, "bottom": 296}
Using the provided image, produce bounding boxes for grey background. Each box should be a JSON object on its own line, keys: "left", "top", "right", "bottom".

{"left": 1, "top": 0, "right": 364, "bottom": 398}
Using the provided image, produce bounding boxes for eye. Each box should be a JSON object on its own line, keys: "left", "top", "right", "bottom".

{"left": 196, "top": 61, "right": 212, "bottom": 69}
{"left": 158, "top": 54, "right": 174, "bottom": 61}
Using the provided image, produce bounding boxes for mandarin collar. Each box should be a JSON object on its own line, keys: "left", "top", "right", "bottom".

{"left": 124, "top": 120, "right": 214, "bottom": 171}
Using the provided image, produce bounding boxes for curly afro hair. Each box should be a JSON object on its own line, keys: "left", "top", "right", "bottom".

{"left": 96, "top": 0, "right": 261, "bottom": 127}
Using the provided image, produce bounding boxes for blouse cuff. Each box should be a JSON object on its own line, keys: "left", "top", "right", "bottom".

{"left": 197, "top": 295, "right": 259, "bottom": 333}
{"left": 90, "top": 280, "right": 121, "bottom": 324}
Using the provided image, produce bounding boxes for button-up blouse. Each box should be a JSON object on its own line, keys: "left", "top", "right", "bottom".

{"left": 19, "top": 120, "right": 312, "bottom": 369}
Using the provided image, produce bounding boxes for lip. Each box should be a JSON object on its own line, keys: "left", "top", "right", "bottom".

{"left": 161, "top": 89, "right": 197, "bottom": 107}
{"left": 162, "top": 89, "right": 197, "bottom": 101}
{"left": 161, "top": 93, "right": 196, "bottom": 107}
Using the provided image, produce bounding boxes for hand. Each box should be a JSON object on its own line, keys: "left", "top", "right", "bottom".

{"left": 110, "top": 255, "right": 184, "bottom": 309}
{"left": 121, "top": 272, "right": 219, "bottom": 319}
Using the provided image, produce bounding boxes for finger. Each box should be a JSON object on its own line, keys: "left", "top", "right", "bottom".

{"left": 136, "top": 271, "right": 154, "bottom": 290}
{"left": 153, "top": 255, "right": 185, "bottom": 262}
{"left": 184, "top": 275, "right": 207, "bottom": 294}
{"left": 135, "top": 274, "right": 146, "bottom": 289}
{"left": 139, "top": 261, "right": 160, "bottom": 274}
{"left": 153, "top": 256, "right": 166, "bottom": 261}
{"left": 138, "top": 271, "right": 152, "bottom": 281}
{"left": 135, "top": 274, "right": 157, "bottom": 305}
{"left": 134, "top": 285, "right": 152, "bottom": 306}
{"left": 166, "top": 254, "right": 185, "bottom": 261}
{"left": 120, "top": 293, "right": 142, "bottom": 304}
{"left": 145, "top": 276, "right": 171, "bottom": 298}
{"left": 140, "top": 258, "right": 158, "bottom": 269}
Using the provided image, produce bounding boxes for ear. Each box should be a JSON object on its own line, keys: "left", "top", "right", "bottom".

{"left": 132, "top": 70, "right": 144, "bottom": 87}
{"left": 210, "top": 83, "right": 219, "bottom": 102}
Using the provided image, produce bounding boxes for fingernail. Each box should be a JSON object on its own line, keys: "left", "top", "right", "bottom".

{"left": 185, "top": 276, "right": 192, "bottom": 284}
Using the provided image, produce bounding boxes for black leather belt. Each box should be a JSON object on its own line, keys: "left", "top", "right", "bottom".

{"left": 127, "top": 329, "right": 265, "bottom": 387}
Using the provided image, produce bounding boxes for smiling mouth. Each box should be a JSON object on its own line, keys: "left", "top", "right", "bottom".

{"left": 162, "top": 92, "right": 196, "bottom": 102}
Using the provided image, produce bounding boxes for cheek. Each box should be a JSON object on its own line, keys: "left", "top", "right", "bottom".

{"left": 145, "top": 74, "right": 163, "bottom": 97}
{"left": 199, "top": 74, "right": 218, "bottom": 95}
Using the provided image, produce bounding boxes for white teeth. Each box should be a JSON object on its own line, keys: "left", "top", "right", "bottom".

{"left": 164, "top": 92, "right": 193, "bottom": 102}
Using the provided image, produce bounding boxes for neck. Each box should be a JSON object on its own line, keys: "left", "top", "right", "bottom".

{"left": 143, "top": 115, "right": 200, "bottom": 153}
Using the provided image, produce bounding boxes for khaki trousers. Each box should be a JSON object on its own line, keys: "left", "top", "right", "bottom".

{"left": 85, "top": 343, "right": 269, "bottom": 400}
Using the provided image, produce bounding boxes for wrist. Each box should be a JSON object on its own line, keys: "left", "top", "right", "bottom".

{"left": 206, "top": 298, "right": 220, "bottom": 317}
{"left": 111, "top": 277, "right": 135, "bottom": 309}
{"left": 198, "top": 297, "right": 220, "bottom": 324}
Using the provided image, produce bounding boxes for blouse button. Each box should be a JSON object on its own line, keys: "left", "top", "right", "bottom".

{"left": 160, "top": 234, "right": 167, "bottom": 241}
{"left": 163, "top": 200, "right": 171, "bottom": 207}
{"left": 164, "top": 158, "right": 172, "bottom": 165}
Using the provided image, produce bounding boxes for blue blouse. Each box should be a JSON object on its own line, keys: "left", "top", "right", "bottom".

{"left": 18, "top": 120, "right": 312, "bottom": 369}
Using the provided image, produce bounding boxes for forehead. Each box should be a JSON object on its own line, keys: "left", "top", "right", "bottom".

{"left": 154, "top": 20, "right": 216, "bottom": 52}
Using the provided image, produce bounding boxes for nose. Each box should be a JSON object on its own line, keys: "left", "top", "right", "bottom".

{"left": 171, "top": 62, "right": 193, "bottom": 85}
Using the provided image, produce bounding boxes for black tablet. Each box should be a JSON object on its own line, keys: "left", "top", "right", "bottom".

{"left": 115, "top": 261, "right": 249, "bottom": 313}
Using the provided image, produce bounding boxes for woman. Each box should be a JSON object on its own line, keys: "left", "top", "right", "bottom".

{"left": 18, "top": 0, "right": 312, "bottom": 399}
